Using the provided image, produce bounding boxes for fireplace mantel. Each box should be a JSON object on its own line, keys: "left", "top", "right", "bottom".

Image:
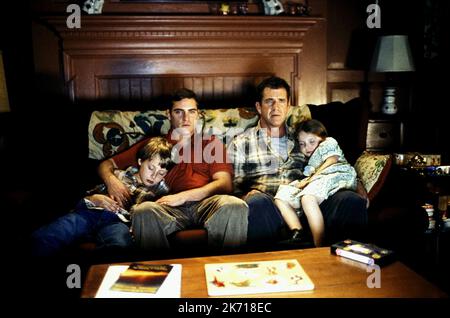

{"left": 46, "top": 15, "right": 321, "bottom": 48}
{"left": 38, "top": 15, "right": 327, "bottom": 105}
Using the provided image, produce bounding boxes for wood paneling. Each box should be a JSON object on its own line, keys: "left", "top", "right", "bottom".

{"left": 37, "top": 15, "right": 326, "bottom": 108}
{"left": 327, "top": 69, "right": 385, "bottom": 108}
{"left": 94, "top": 74, "right": 270, "bottom": 106}
{"left": 69, "top": 54, "right": 294, "bottom": 105}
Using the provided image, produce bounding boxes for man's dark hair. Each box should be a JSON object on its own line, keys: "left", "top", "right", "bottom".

{"left": 170, "top": 88, "right": 198, "bottom": 104}
{"left": 256, "top": 76, "right": 291, "bottom": 103}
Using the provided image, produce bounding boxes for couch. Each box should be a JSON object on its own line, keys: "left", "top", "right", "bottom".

{"left": 1, "top": 97, "right": 426, "bottom": 261}
{"left": 85, "top": 97, "right": 403, "bottom": 250}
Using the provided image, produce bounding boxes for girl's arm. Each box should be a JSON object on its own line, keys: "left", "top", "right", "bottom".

{"left": 311, "top": 155, "right": 339, "bottom": 176}
{"left": 297, "top": 155, "right": 339, "bottom": 189}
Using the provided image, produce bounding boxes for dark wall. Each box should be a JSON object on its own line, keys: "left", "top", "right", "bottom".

{"left": 0, "top": 1, "right": 34, "bottom": 112}
{"left": 0, "top": 2, "right": 98, "bottom": 233}
{"left": 384, "top": 0, "right": 448, "bottom": 162}
{"left": 416, "top": 0, "right": 450, "bottom": 162}
{"left": 328, "top": 0, "right": 448, "bottom": 162}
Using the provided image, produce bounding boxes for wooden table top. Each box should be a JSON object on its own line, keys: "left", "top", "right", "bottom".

{"left": 81, "top": 247, "right": 447, "bottom": 298}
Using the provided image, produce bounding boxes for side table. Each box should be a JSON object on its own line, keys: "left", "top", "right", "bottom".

{"left": 366, "top": 115, "right": 403, "bottom": 152}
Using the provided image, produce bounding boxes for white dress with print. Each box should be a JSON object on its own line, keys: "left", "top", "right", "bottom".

{"left": 275, "top": 137, "right": 357, "bottom": 209}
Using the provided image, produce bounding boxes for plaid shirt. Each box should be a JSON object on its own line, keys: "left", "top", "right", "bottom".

{"left": 228, "top": 123, "right": 306, "bottom": 196}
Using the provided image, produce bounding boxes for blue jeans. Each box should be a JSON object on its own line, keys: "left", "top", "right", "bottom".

{"left": 246, "top": 190, "right": 367, "bottom": 245}
{"left": 246, "top": 192, "right": 284, "bottom": 244}
{"left": 32, "top": 200, "right": 133, "bottom": 256}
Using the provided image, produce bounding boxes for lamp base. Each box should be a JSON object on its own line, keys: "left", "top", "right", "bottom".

{"left": 382, "top": 87, "right": 397, "bottom": 115}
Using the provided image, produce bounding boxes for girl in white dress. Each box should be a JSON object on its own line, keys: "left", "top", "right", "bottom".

{"left": 275, "top": 119, "right": 357, "bottom": 247}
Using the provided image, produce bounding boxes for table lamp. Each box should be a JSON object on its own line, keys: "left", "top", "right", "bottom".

{"left": 370, "top": 35, "right": 415, "bottom": 115}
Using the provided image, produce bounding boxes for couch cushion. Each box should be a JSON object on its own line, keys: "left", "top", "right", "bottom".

{"left": 354, "top": 152, "right": 393, "bottom": 202}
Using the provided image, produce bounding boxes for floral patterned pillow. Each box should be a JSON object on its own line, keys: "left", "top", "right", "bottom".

{"left": 354, "top": 152, "right": 392, "bottom": 201}
{"left": 88, "top": 105, "right": 312, "bottom": 160}
{"left": 202, "top": 107, "right": 259, "bottom": 141}
{"left": 286, "top": 104, "right": 312, "bottom": 130}
{"left": 88, "top": 110, "right": 171, "bottom": 160}
{"left": 88, "top": 108, "right": 258, "bottom": 160}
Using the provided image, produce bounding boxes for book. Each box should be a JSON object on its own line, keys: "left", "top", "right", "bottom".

{"left": 110, "top": 263, "right": 173, "bottom": 293}
{"left": 95, "top": 263, "right": 182, "bottom": 298}
{"left": 330, "top": 239, "right": 395, "bottom": 266}
{"left": 204, "top": 259, "right": 314, "bottom": 296}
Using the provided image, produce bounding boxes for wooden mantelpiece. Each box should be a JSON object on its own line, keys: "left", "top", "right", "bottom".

{"left": 49, "top": 16, "right": 318, "bottom": 44}
{"left": 37, "top": 15, "right": 327, "bottom": 106}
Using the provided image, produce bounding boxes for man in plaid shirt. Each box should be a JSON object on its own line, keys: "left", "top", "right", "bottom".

{"left": 229, "top": 121, "right": 304, "bottom": 197}
{"left": 228, "top": 77, "right": 368, "bottom": 245}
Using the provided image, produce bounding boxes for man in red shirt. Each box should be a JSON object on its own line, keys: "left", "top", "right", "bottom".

{"left": 98, "top": 88, "right": 248, "bottom": 251}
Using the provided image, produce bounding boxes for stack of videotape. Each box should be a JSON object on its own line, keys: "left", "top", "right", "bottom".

{"left": 331, "top": 239, "right": 395, "bottom": 266}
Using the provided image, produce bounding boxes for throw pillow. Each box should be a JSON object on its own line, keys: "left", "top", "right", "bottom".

{"left": 286, "top": 104, "right": 312, "bottom": 131}
{"left": 354, "top": 151, "right": 393, "bottom": 201}
{"left": 88, "top": 110, "right": 171, "bottom": 160}
{"left": 202, "top": 107, "right": 259, "bottom": 139}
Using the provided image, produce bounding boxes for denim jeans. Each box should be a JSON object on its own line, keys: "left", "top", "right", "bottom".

{"left": 32, "top": 200, "right": 133, "bottom": 257}
{"left": 246, "top": 192, "right": 284, "bottom": 244}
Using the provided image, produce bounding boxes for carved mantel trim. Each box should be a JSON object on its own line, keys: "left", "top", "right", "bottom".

{"left": 44, "top": 16, "right": 321, "bottom": 50}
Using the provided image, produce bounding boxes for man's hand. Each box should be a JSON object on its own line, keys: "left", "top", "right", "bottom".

{"left": 105, "top": 175, "right": 131, "bottom": 208}
{"left": 156, "top": 193, "right": 187, "bottom": 207}
{"left": 87, "top": 194, "right": 121, "bottom": 212}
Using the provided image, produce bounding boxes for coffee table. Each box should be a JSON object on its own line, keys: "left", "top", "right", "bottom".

{"left": 81, "top": 247, "right": 447, "bottom": 298}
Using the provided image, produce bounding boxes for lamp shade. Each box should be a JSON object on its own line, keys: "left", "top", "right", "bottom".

{"left": 370, "top": 35, "right": 415, "bottom": 72}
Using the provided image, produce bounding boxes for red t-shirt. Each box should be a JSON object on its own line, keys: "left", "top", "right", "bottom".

{"left": 112, "top": 132, "right": 233, "bottom": 194}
